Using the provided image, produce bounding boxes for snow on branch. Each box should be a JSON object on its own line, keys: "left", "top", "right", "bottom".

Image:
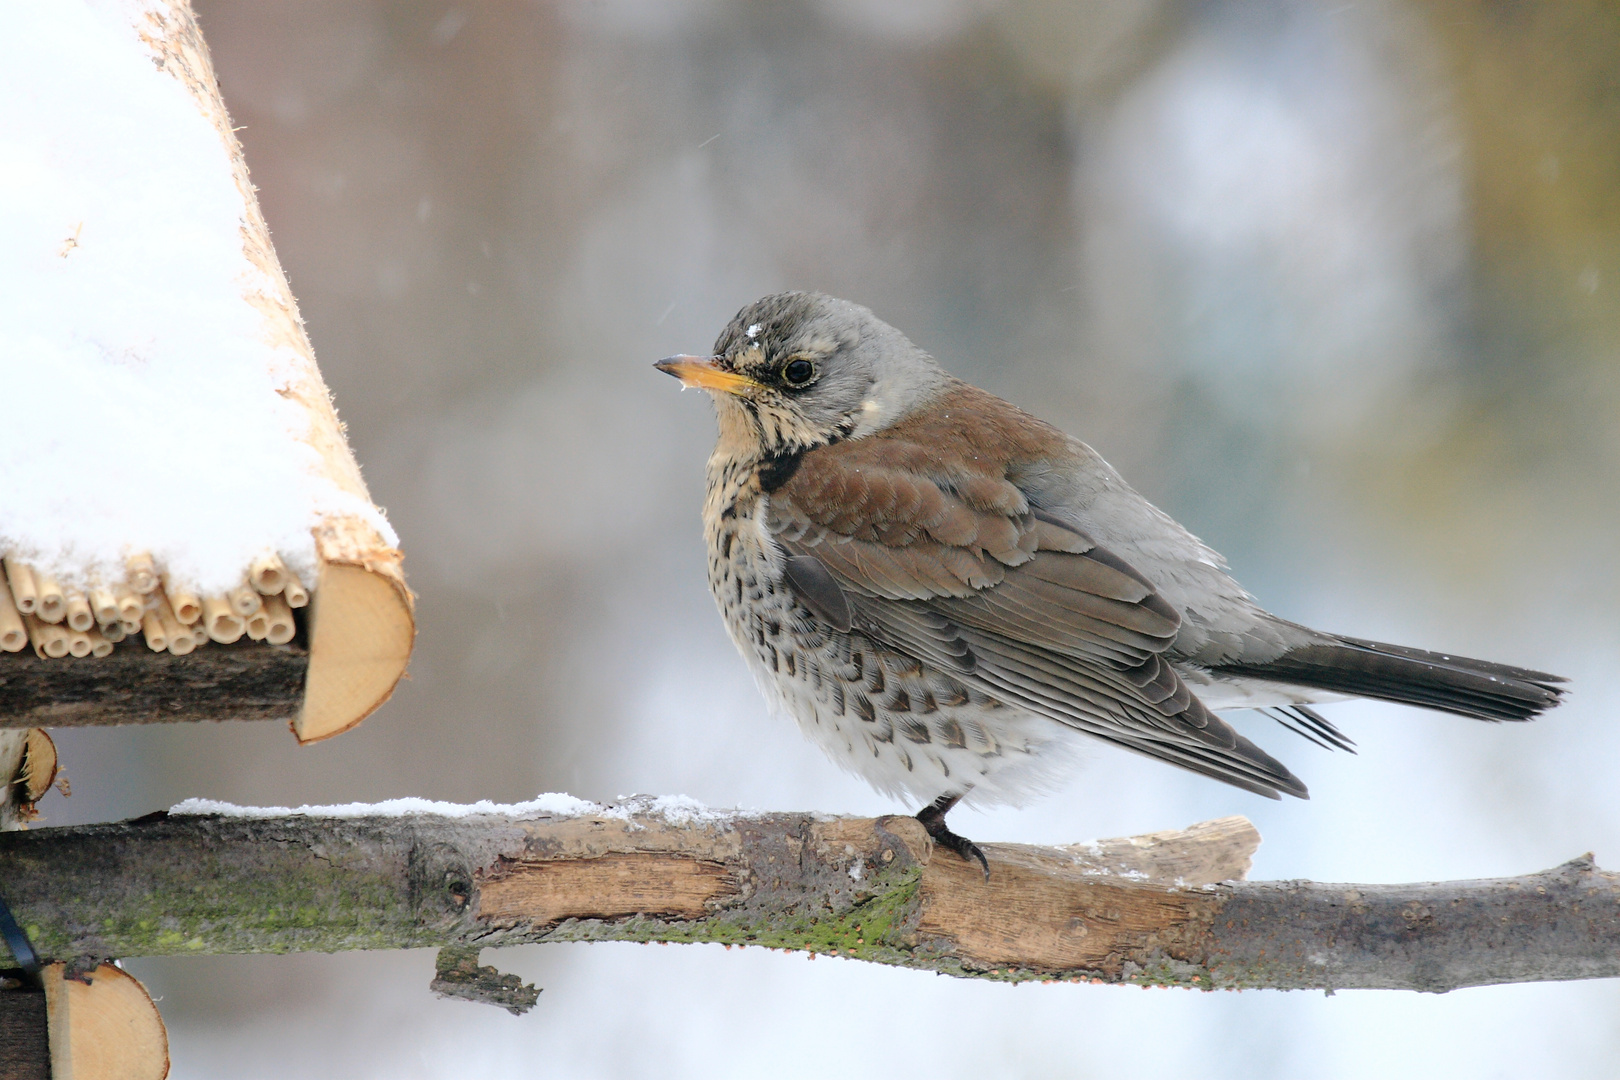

{"left": 0, "top": 800, "right": 1615, "bottom": 995}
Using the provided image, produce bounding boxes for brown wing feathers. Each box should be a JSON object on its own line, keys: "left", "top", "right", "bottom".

{"left": 767, "top": 398, "right": 1311, "bottom": 799}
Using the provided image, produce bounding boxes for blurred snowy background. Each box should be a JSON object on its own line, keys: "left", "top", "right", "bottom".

{"left": 35, "top": 0, "right": 1620, "bottom": 1076}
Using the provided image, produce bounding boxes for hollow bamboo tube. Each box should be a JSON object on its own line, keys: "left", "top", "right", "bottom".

{"left": 101, "top": 620, "right": 126, "bottom": 644}
{"left": 120, "top": 591, "right": 146, "bottom": 635}
{"left": 35, "top": 574, "right": 66, "bottom": 624}
{"left": 245, "top": 610, "right": 269, "bottom": 641}
{"left": 228, "top": 583, "right": 262, "bottom": 617}
{"left": 26, "top": 615, "right": 49, "bottom": 659}
{"left": 90, "top": 587, "right": 120, "bottom": 627}
{"left": 87, "top": 626, "right": 113, "bottom": 658}
{"left": 126, "top": 552, "right": 158, "bottom": 594}
{"left": 262, "top": 594, "right": 296, "bottom": 645}
{"left": 249, "top": 553, "right": 288, "bottom": 595}
{"left": 282, "top": 574, "right": 309, "bottom": 608}
{"left": 115, "top": 585, "right": 144, "bottom": 625}
{"left": 4, "top": 557, "right": 38, "bottom": 615}
{"left": 27, "top": 615, "right": 70, "bottom": 659}
{"left": 191, "top": 619, "right": 209, "bottom": 647}
{"left": 201, "top": 595, "right": 244, "bottom": 644}
{"left": 65, "top": 590, "right": 94, "bottom": 633}
{"left": 163, "top": 578, "right": 202, "bottom": 625}
{"left": 141, "top": 610, "right": 167, "bottom": 652}
{"left": 151, "top": 593, "right": 193, "bottom": 656}
{"left": 66, "top": 627, "right": 93, "bottom": 658}
{"left": 0, "top": 573, "right": 26, "bottom": 652}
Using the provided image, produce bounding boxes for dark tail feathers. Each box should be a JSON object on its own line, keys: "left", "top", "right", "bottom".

{"left": 1216, "top": 636, "right": 1565, "bottom": 722}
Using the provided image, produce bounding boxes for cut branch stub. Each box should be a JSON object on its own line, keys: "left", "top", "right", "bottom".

{"left": 430, "top": 946, "right": 540, "bottom": 1016}
{"left": 0, "top": 805, "right": 1615, "bottom": 994}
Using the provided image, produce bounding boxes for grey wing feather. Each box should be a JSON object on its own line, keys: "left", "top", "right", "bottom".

{"left": 781, "top": 555, "right": 852, "bottom": 632}
{"left": 1261, "top": 705, "right": 1356, "bottom": 753}
{"left": 1215, "top": 636, "right": 1564, "bottom": 722}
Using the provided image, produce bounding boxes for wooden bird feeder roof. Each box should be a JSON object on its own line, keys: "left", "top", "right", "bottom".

{"left": 0, "top": 2, "right": 412, "bottom": 743}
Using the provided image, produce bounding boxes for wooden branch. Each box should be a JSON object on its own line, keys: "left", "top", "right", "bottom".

{"left": 0, "top": 803, "right": 1615, "bottom": 993}
{"left": 0, "top": 644, "right": 306, "bottom": 729}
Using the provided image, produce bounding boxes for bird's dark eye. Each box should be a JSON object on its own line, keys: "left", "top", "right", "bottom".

{"left": 781, "top": 358, "right": 816, "bottom": 387}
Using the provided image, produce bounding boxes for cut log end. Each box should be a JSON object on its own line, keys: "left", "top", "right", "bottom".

{"left": 18, "top": 729, "right": 57, "bottom": 805}
{"left": 295, "top": 561, "right": 414, "bottom": 743}
{"left": 42, "top": 963, "right": 169, "bottom": 1080}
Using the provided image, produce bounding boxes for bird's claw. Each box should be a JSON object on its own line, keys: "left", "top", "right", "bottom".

{"left": 916, "top": 799, "right": 991, "bottom": 879}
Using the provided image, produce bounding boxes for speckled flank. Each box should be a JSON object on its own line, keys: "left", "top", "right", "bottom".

{"left": 702, "top": 421, "right": 1075, "bottom": 808}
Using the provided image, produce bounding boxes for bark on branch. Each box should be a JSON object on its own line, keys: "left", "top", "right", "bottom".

{"left": 0, "top": 802, "right": 1615, "bottom": 993}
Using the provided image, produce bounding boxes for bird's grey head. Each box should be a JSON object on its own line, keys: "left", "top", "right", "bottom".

{"left": 655, "top": 292, "right": 949, "bottom": 457}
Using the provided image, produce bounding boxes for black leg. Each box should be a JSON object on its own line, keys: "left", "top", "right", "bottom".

{"left": 915, "top": 793, "right": 990, "bottom": 879}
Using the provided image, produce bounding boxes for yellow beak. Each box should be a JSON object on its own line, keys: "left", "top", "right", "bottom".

{"left": 654, "top": 355, "right": 761, "bottom": 395}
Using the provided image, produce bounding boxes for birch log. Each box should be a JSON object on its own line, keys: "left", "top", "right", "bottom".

{"left": 0, "top": 805, "right": 1615, "bottom": 993}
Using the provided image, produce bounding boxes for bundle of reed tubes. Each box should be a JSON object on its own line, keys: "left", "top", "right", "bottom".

{"left": 0, "top": 551, "right": 307, "bottom": 660}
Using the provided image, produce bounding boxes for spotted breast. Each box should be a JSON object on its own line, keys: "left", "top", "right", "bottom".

{"left": 701, "top": 438, "right": 1078, "bottom": 808}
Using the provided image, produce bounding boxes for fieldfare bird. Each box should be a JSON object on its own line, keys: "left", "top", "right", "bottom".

{"left": 657, "top": 292, "right": 1564, "bottom": 874}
